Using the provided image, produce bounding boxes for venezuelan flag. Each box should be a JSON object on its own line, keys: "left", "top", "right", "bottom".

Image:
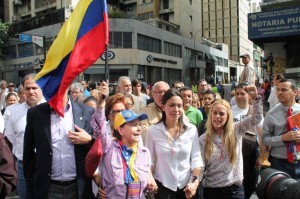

{"left": 35, "top": 0, "right": 109, "bottom": 116}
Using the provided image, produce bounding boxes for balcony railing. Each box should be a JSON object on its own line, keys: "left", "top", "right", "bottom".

{"left": 10, "top": 8, "right": 65, "bottom": 33}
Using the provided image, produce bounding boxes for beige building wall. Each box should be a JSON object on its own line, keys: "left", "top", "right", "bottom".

{"left": 137, "top": 0, "right": 202, "bottom": 41}
{"left": 202, "top": 0, "right": 254, "bottom": 63}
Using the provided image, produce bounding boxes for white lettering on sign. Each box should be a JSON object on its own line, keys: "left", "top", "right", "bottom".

{"left": 252, "top": 19, "right": 285, "bottom": 27}
{"left": 287, "top": 17, "right": 300, "bottom": 24}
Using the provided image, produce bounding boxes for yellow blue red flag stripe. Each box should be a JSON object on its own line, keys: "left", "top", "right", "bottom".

{"left": 35, "top": 0, "right": 109, "bottom": 116}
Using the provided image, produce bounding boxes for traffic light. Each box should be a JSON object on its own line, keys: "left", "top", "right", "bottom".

{"left": 262, "top": 57, "right": 268, "bottom": 69}
{"left": 262, "top": 53, "right": 275, "bottom": 70}
{"left": 268, "top": 56, "right": 275, "bottom": 69}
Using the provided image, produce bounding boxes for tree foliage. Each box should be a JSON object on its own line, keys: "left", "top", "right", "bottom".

{"left": 0, "top": 20, "right": 9, "bottom": 58}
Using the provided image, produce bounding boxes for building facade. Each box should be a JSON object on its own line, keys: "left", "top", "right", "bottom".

{"left": 1, "top": 0, "right": 229, "bottom": 86}
{"left": 201, "top": 0, "right": 263, "bottom": 82}
{"left": 249, "top": 0, "right": 300, "bottom": 82}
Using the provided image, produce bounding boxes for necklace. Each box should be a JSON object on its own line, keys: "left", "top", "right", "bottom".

{"left": 167, "top": 125, "right": 180, "bottom": 157}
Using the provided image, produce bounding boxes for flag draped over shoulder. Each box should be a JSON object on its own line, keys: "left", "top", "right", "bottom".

{"left": 35, "top": 0, "right": 109, "bottom": 116}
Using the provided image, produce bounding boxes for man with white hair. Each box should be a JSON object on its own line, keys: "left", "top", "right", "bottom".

{"left": 139, "top": 81, "right": 170, "bottom": 142}
{"left": 69, "top": 82, "right": 84, "bottom": 101}
{"left": 117, "top": 76, "right": 144, "bottom": 113}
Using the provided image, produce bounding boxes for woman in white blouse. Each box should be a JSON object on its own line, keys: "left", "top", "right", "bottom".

{"left": 146, "top": 89, "right": 203, "bottom": 199}
{"left": 199, "top": 85, "right": 262, "bottom": 199}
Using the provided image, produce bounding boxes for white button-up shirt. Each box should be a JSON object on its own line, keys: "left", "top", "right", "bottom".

{"left": 5, "top": 100, "right": 45, "bottom": 160}
{"left": 146, "top": 121, "right": 203, "bottom": 191}
{"left": 50, "top": 100, "right": 76, "bottom": 181}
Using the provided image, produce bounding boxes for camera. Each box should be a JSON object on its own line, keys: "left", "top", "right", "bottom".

{"left": 256, "top": 168, "right": 300, "bottom": 199}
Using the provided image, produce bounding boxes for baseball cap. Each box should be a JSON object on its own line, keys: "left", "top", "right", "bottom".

{"left": 114, "top": 110, "right": 148, "bottom": 130}
{"left": 240, "top": 53, "right": 250, "bottom": 59}
{"left": 8, "top": 83, "right": 15, "bottom": 87}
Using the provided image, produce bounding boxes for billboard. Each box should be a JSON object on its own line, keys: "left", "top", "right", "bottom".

{"left": 248, "top": 6, "right": 300, "bottom": 39}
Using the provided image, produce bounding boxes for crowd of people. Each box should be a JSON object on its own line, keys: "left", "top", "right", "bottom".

{"left": 0, "top": 65, "right": 300, "bottom": 199}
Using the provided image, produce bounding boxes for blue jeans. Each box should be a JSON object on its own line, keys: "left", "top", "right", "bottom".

{"left": 203, "top": 184, "right": 244, "bottom": 199}
{"left": 17, "top": 161, "right": 26, "bottom": 199}
{"left": 269, "top": 156, "right": 300, "bottom": 180}
{"left": 17, "top": 161, "right": 33, "bottom": 199}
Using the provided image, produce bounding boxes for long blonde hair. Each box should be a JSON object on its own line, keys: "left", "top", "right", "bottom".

{"left": 205, "top": 99, "right": 237, "bottom": 165}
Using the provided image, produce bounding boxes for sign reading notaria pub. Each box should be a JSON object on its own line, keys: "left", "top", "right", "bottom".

{"left": 248, "top": 6, "right": 300, "bottom": 39}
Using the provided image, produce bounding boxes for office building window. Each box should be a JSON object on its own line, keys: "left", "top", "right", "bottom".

{"left": 224, "top": 59, "right": 228, "bottom": 67}
{"left": 111, "top": 32, "right": 122, "bottom": 48}
{"left": 190, "top": 15, "right": 193, "bottom": 21}
{"left": 190, "top": 0, "right": 192, "bottom": 5}
{"left": 164, "top": 42, "right": 181, "bottom": 58}
{"left": 109, "top": 32, "right": 132, "bottom": 48}
{"left": 138, "top": 12, "right": 154, "bottom": 20}
{"left": 137, "top": 34, "right": 161, "bottom": 53}
{"left": 123, "top": 32, "right": 132, "bottom": 48}
{"left": 18, "top": 43, "right": 33, "bottom": 58}
{"left": 165, "top": 68, "right": 181, "bottom": 84}
{"left": 3, "top": 46, "right": 17, "bottom": 60}
{"left": 163, "top": 0, "right": 169, "bottom": 9}
{"left": 185, "top": 48, "right": 192, "bottom": 59}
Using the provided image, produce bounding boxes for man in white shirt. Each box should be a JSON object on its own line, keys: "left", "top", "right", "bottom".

{"left": 5, "top": 73, "right": 44, "bottom": 199}
{"left": 232, "top": 82, "right": 264, "bottom": 199}
{"left": 239, "top": 53, "right": 256, "bottom": 85}
{"left": 131, "top": 79, "right": 150, "bottom": 106}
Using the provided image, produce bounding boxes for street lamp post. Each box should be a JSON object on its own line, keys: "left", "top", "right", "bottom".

{"left": 193, "top": 29, "right": 202, "bottom": 85}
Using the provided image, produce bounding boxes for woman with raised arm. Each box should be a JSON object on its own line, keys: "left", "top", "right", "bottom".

{"left": 91, "top": 81, "right": 157, "bottom": 199}
{"left": 199, "top": 85, "right": 262, "bottom": 199}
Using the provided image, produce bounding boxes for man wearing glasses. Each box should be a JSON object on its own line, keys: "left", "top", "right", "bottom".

{"left": 69, "top": 82, "right": 84, "bottom": 101}
{"left": 139, "top": 81, "right": 170, "bottom": 142}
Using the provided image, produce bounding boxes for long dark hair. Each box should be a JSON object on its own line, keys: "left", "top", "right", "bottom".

{"left": 159, "top": 88, "right": 187, "bottom": 132}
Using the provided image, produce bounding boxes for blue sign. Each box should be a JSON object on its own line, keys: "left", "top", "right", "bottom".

{"left": 19, "top": 34, "right": 32, "bottom": 43}
{"left": 248, "top": 6, "right": 300, "bottom": 39}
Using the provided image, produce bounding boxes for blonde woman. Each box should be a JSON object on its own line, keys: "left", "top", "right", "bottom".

{"left": 199, "top": 85, "right": 262, "bottom": 199}
{"left": 192, "top": 93, "right": 200, "bottom": 109}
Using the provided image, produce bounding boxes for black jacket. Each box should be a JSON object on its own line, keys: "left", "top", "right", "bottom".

{"left": 23, "top": 101, "right": 95, "bottom": 199}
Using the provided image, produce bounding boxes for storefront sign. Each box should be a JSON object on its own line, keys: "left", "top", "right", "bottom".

{"left": 248, "top": 6, "right": 300, "bottom": 39}
{"left": 101, "top": 50, "right": 115, "bottom": 61}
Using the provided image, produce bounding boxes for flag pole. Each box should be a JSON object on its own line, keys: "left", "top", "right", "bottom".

{"left": 104, "top": 44, "right": 109, "bottom": 81}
